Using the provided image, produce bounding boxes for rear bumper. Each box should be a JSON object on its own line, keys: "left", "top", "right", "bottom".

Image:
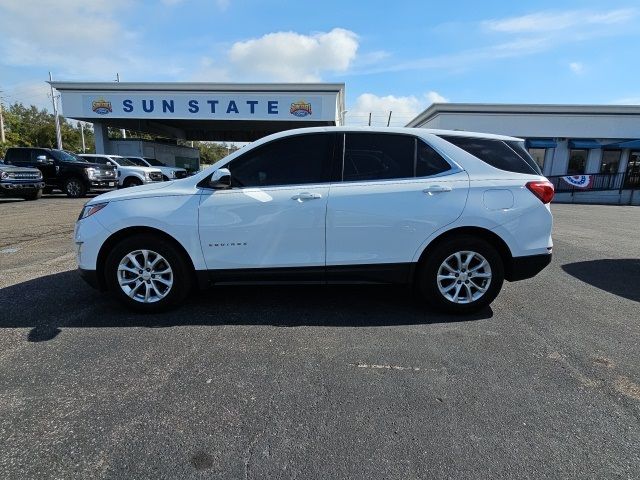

{"left": 506, "top": 253, "right": 552, "bottom": 281}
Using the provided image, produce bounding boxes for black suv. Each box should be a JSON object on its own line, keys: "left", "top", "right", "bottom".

{"left": 3, "top": 148, "right": 117, "bottom": 198}
{"left": 0, "top": 160, "right": 45, "bottom": 200}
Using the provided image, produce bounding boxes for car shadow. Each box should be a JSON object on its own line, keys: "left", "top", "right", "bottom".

{"left": 0, "top": 270, "right": 492, "bottom": 341}
{"left": 562, "top": 258, "right": 640, "bottom": 303}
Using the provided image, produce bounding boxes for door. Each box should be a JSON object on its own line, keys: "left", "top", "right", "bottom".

{"left": 198, "top": 133, "right": 336, "bottom": 271}
{"left": 30, "top": 149, "right": 57, "bottom": 186}
{"left": 326, "top": 133, "right": 469, "bottom": 267}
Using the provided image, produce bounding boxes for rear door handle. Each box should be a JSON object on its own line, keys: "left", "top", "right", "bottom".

{"left": 423, "top": 185, "right": 452, "bottom": 194}
{"left": 291, "top": 192, "right": 322, "bottom": 201}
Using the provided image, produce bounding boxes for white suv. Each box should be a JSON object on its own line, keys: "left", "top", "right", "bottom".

{"left": 75, "top": 127, "right": 553, "bottom": 313}
{"left": 79, "top": 154, "right": 164, "bottom": 188}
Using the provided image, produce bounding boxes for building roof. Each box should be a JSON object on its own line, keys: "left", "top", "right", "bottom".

{"left": 407, "top": 103, "right": 640, "bottom": 128}
{"left": 48, "top": 81, "right": 345, "bottom": 93}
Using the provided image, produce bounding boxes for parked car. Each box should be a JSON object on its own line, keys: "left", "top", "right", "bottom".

{"left": 3, "top": 147, "right": 117, "bottom": 198}
{"left": 74, "top": 127, "right": 554, "bottom": 313}
{"left": 0, "top": 161, "right": 45, "bottom": 200}
{"left": 124, "top": 157, "right": 188, "bottom": 181}
{"left": 79, "top": 154, "right": 164, "bottom": 188}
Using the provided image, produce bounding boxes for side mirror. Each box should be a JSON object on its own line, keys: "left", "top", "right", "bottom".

{"left": 36, "top": 155, "right": 52, "bottom": 164}
{"left": 106, "top": 161, "right": 113, "bottom": 166}
{"left": 209, "top": 168, "right": 231, "bottom": 189}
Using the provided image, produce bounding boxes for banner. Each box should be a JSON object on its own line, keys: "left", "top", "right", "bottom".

{"left": 561, "top": 175, "right": 593, "bottom": 189}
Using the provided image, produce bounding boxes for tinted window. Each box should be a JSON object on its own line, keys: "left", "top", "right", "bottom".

{"left": 416, "top": 140, "right": 451, "bottom": 177}
{"left": 600, "top": 150, "right": 621, "bottom": 173}
{"left": 568, "top": 150, "right": 587, "bottom": 175}
{"left": 126, "top": 157, "right": 147, "bottom": 166}
{"left": 343, "top": 133, "right": 414, "bottom": 181}
{"left": 5, "top": 149, "right": 30, "bottom": 164}
{"left": 30, "top": 149, "right": 51, "bottom": 162}
{"left": 91, "top": 157, "right": 108, "bottom": 165}
{"left": 229, "top": 133, "right": 334, "bottom": 187}
{"left": 439, "top": 136, "right": 540, "bottom": 175}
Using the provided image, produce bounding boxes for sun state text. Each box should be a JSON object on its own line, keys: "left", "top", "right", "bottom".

{"left": 121, "top": 99, "right": 280, "bottom": 115}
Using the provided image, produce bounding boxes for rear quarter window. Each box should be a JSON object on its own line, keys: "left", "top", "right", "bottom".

{"left": 439, "top": 135, "right": 541, "bottom": 175}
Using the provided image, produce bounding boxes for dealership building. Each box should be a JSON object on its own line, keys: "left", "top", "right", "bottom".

{"left": 407, "top": 103, "right": 640, "bottom": 204}
{"left": 50, "top": 81, "right": 346, "bottom": 170}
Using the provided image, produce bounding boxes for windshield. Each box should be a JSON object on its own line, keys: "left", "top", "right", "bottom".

{"left": 144, "top": 157, "right": 166, "bottom": 167}
{"left": 126, "top": 157, "right": 148, "bottom": 166}
{"left": 52, "top": 150, "right": 85, "bottom": 163}
{"left": 114, "top": 157, "right": 139, "bottom": 166}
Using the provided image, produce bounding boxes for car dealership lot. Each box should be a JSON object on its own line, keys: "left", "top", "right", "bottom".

{"left": 0, "top": 197, "right": 639, "bottom": 479}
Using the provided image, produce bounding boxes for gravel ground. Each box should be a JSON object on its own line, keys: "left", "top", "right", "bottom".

{"left": 0, "top": 195, "right": 639, "bottom": 479}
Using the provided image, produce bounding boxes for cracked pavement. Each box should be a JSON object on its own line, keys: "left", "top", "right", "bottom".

{"left": 0, "top": 196, "right": 639, "bottom": 479}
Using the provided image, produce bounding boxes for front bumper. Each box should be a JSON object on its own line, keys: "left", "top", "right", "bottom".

{"left": 1, "top": 181, "right": 45, "bottom": 192}
{"left": 89, "top": 180, "right": 117, "bottom": 191}
{"left": 506, "top": 253, "right": 552, "bottom": 281}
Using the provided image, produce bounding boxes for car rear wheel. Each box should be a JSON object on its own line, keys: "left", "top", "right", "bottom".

{"left": 104, "top": 234, "right": 192, "bottom": 312}
{"left": 64, "top": 177, "right": 86, "bottom": 198}
{"left": 417, "top": 235, "right": 504, "bottom": 314}
{"left": 123, "top": 177, "right": 142, "bottom": 188}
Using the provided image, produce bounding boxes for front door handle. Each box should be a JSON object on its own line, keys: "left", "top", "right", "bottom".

{"left": 423, "top": 185, "right": 452, "bottom": 194}
{"left": 291, "top": 192, "right": 322, "bottom": 201}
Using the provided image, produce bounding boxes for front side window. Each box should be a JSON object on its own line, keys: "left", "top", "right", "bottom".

{"left": 600, "top": 150, "right": 621, "bottom": 174}
{"left": 568, "top": 149, "right": 587, "bottom": 175}
{"left": 343, "top": 133, "right": 414, "bottom": 181}
{"left": 228, "top": 133, "right": 334, "bottom": 187}
{"left": 51, "top": 150, "right": 84, "bottom": 162}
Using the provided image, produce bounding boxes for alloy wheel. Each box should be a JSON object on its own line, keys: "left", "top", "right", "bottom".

{"left": 117, "top": 249, "right": 174, "bottom": 303}
{"left": 436, "top": 251, "right": 492, "bottom": 304}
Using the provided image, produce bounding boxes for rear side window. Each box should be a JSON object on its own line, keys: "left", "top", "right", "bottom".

{"left": 439, "top": 135, "right": 541, "bottom": 175}
{"left": 416, "top": 141, "right": 452, "bottom": 177}
{"left": 343, "top": 133, "right": 451, "bottom": 181}
{"left": 5, "top": 149, "right": 30, "bottom": 164}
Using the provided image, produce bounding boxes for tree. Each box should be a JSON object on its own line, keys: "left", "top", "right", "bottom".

{"left": 0, "top": 102, "right": 95, "bottom": 157}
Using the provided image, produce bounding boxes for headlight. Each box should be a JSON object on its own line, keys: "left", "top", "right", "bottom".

{"left": 144, "top": 171, "right": 152, "bottom": 180}
{"left": 170, "top": 170, "right": 176, "bottom": 178}
{"left": 85, "top": 167, "right": 98, "bottom": 179}
{"left": 0, "top": 171, "right": 8, "bottom": 179}
{"left": 78, "top": 202, "right": 108, "bottom": 221}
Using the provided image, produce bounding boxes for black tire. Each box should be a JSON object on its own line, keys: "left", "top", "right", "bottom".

{"left": 123, "top": 177, "right": 142, "bottom": 188}
{"left": 22, "top": 189, "right": 43, "bottom": 201}
{"left": 104, "top": 234, "right": 192, "bottom": 313}
{"left": 417, "top": 235, "right": 504, "bottom": 314}
{"left": 63, "top": 177, "right": 87, "bottom": 198}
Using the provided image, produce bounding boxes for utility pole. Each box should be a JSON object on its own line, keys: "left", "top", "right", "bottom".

{"left": 49, "top": 72, "right": 63, "bottom": 149}
{"left": 387, "top": 111, "right": 393, "bottom": 127}
{"left": 79, "top": 122, "right": 86, "bottom": 153}
{"left": 115, "top": 73, "right": 127, "bottom": 139}
{"left": 0, "top": 98, "right": 6, "bottom": 143}
{"left": 368, "top": 112, "right": 372, "bottom": 126}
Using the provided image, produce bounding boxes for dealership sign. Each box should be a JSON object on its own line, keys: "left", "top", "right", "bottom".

{"left": 58, "top": 91, "right": 336, "bottom": 122}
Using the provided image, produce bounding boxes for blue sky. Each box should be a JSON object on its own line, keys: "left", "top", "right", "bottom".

{"left": 1, "top": 0, "right": 639, "bottom": 126}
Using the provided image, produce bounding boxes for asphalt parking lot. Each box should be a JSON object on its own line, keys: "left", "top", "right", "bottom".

{"left": 0, "top": 195, "right": 639, "bottom": 479}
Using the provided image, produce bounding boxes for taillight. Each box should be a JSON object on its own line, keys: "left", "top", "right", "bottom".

{"left": 526, "top": 181, "right": 554, "bottom": 204}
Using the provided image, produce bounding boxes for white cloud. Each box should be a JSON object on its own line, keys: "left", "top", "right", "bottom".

{"left": 227, "top": 28, "right": 358, "bottom": 81}
{"left": 483, "top": 8, "right": 636, "bottom": 33}
{"left": 569, "top": 62, "right": 584, "bottom": 74}
{"left": 1, "top": 82, "right": 52, "bottom": 111}
{"left": 0, "top": 0, "right": 146, "bottom": 76}
{"left": 612, "top": 97, "right": 640, "bottom": 105}
{"left": 348, "top": 92, "right": 448, "bottom": 126}
{"left": 426, "top": 91, "right": 449, "bottom": 103}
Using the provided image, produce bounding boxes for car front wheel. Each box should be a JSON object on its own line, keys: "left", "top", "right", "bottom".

{"left": 104, "top": 234, "right": 192, "bottom": 312}
{"left": 418, "top": 236, "right": 504, "bottom": 314}
{"left": 64, "top": 177, "right": 87, "bottom": 198}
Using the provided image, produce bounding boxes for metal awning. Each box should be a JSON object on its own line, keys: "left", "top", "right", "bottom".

{"left": 568, "top": 139, "right": 601, "bottom": 149}
{"left": 606, "top": 139, "right": 640, "bottom": 149}
{"left": 525, "top": 138, "right": 557, "bottom": 149}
